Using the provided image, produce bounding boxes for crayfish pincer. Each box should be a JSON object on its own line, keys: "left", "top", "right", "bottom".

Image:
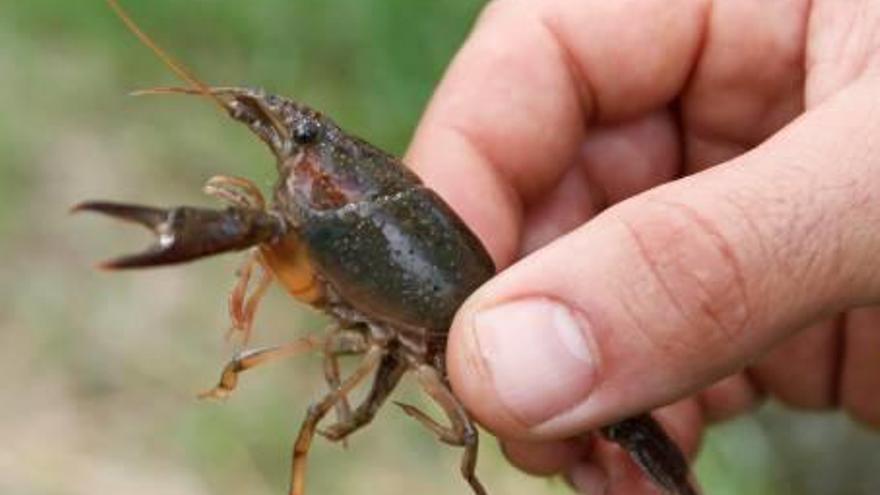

{"left": 75, "top": 2, "right": 699, "bottom": 495}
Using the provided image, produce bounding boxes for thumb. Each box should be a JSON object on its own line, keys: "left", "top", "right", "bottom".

{"left": 447, "top": 79, "right": 880, "bottom": 440}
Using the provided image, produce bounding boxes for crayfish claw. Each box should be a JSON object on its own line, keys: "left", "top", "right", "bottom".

{"left": 72, "top": 201, "right": 176, "bottom": 269}
{"left": 96, "top": 246, "right": 190, "bottom": 270}
{"left": 73, "top": 200, "right": 285, "bottom": 269}
{"left": 72, "top": 201, "right": 168, "bottom": 229}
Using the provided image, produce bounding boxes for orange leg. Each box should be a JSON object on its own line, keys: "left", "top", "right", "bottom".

{"left": 203, "top": 175, "right": 272, "bottom": 345}
{"left": 323, "top": 341, "right": 352, "bottom": 442}
{"left": 321, "top": 327, "right": 372, "bottom": 447}
{"left": 397, "top": 365, "right": 487, "bottom": 495}
{"left": 319, "top": 353, "right": 406, "bottom": 443}
{"left": 226, "top": 250, "right": 273, "bottom": 345}
{"left": 203, "top": 175, "right": 266, "bottom": 210}
{"left": 198, "top": 335, "right": 323, "bottom": 400}
{"left": 290, "top": 347, "right": 383, "bottom": 495}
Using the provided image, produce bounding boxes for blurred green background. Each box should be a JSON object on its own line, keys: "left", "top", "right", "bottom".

{"left": 2, "top": 1, "right": 879, "bottom": 494}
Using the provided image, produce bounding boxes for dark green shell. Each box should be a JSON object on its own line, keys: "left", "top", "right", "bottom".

{"left": 268, "top": 105, "right": 495, "bottom": 332}
{"left": 297, "top": 186, "right": 495, "bottom": 331}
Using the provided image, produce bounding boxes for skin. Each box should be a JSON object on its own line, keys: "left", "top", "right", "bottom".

{"left": 405, "top": 0, "right": 880, "bottom": 493}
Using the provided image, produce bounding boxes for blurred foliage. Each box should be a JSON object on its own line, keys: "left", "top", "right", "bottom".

{"left": 1, "top": 1, "right": 879, "bottom": 495}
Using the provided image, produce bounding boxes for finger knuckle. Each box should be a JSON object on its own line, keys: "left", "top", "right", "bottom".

{"left": 613, "top": 198, "right": 754, "bottom": 354}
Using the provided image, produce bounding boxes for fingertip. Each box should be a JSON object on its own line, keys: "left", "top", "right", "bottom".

{"left": 697, "top": 373, "right": 763, "bottom": 423}
{"left": 581, "top": 110, "right": 681, "bottom": 204}
{"left": 502, "top": 436, "right": 592, "bottom": 477}
{"left": 568, "top": 462, "right": 609, "bottom": 494}
{"left": 446, "top": 300, "right": 530, "bottom": 438}
{"left": 519, "top": 165, "right": 598, "bottom": 256}
{"left": 448, "top": 296, "right": 601, "bottom": 439}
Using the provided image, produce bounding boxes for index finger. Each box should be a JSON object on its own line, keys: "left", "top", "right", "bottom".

{"left": 406, "top": 0, "right": 709, "bottom": 266}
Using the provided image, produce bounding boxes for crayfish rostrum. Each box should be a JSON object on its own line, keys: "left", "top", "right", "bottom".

{"left": 75, "top": 2, "right": 698, "bottom": 495}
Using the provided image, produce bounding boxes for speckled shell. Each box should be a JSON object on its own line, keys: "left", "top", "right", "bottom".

{"left": 265, "top": 103, "right": 495, "bottom": 333}
{"left": 297, "top": 186, "right": 495, "bottom": 331}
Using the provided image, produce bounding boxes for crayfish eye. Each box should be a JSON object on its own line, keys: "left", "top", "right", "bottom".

{"left": 293, "top": 120, "right": 320, "bottom": 144}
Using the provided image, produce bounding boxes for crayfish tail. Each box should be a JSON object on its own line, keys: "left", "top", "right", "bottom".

{"left": 601, "top": 414, "right": 699, "bottom": 495}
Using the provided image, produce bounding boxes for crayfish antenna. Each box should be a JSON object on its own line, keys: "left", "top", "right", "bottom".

{"left": 72, "top": 201, "right": 285, "bottom": 270}
{"left": 130, "top": 86, "right": 243, "bottom": 97}
{"left": 105, "top": 0, "right": 231, "bottom": 115}
{"left": 131, "top": 86, "right": 293, "bottom": 145}
{"left": 130, "top": 86, "right": 194, "bottom": 97}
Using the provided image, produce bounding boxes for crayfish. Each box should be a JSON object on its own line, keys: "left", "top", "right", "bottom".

{"left": 75, "top": 2, "right": 698, "bottom": 494}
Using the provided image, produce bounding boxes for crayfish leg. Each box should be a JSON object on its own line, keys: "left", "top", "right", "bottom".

{"left": 319, "top": 352, "right": 406, "bottom": 443}
{"left": 227, "top": 251, "right": 273, "bottom": 345}
{"left": 207, "top": 175, "right": 272, "bottom": 344}
{"left": 322, "top": 345, "right": 352, "bottom": 440}
{"left": 408, "top": 365, "right": 488, "bottom": 495}
{"left": 198, "top": 336, "right": 322, "bottom": 400}
{"left": 204, "top": 175, "right": 266, "bottom": 210}
{"left": 320, "top": 327, "right": 373, "bottom": 445}
{"left": 290, "top": 347, "right": 384, "bottom": 495}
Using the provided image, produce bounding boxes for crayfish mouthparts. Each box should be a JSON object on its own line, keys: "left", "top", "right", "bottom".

{"left": 72, "top": 201, "right": 285, "bottom": 269}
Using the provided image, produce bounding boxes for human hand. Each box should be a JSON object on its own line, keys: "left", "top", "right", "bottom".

{"left": 406, "top": 0, "right": 880, "bottom": 493}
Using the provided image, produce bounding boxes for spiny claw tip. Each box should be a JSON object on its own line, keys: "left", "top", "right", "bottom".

{"left": 96, "top": 260, "right": 119, "bottom": 271}
{"left": 68, "top": 201, "right": 170, "bottom": 230}
{"left": 96, "top": 256, "right": 145, "bottom": 271}
{"left": 70, "top": 202, "right": 94, "bottom": 214}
